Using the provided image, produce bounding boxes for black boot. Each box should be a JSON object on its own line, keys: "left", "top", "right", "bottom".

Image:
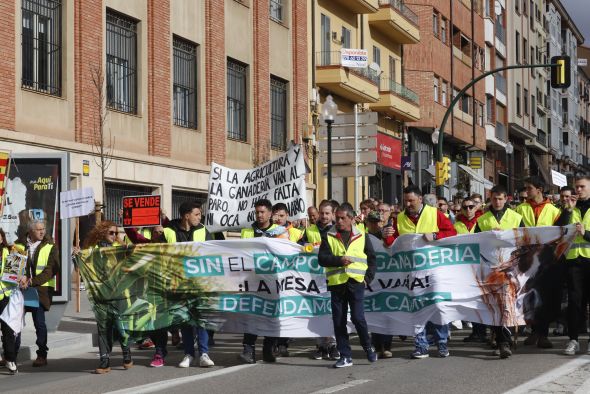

{"left": 239, "top": 345, "right": 255, "bottom": 364}
{"left": 122, "top": 346, "right": 133, "bottom": 369}
{"left": 262, "top": 343, "right": 276, "bottom": 362}
{"left": 95, "top": 358, "right": 111, "bottom": 374}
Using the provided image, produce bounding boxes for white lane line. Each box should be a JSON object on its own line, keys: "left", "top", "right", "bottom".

{"left": 309, "top": 379, "right": 372, "bottom": 394}
{"left": 504, "top": 355, "right": 590, "bottom": 394}
{"left": 103, "top": 364, "right": 257, "bottom": 394}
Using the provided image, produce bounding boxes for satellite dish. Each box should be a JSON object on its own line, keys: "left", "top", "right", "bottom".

{"left": 494, "top": 1, "right": 502, "bottom": 16}
{"left": 369, "top": 62, "right": 382, "bottom": 75}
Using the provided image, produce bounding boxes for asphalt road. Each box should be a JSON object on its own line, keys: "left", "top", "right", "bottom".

{"left": 2, "top": 332, "right": 590, "bottom": 394}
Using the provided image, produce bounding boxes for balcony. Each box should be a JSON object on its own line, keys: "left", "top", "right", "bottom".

{"left": 485, "top": 122, "right": 508, "bottom": 149}
{"left": 526, "top": 130, "right": 549, "bottom": 153}
{"left": 333, "top": 0, "right": 379, "bottom": 14}
{"left": 315, "top": 51, "right": 380, "bottom": 103}
{"left": 369, "top": 77, "right": 420, "bottom": 121}
{"left": 452, "top": 45, "right": 472, "bottom": 67}
{"left": 495, "top": 23, "right": 506, "bottom": 56}
{"left": 368, "top": 0, "right": 420, "bottom": 44}
{"left": 495, "top": 73, "right": 507, "bottom": 105}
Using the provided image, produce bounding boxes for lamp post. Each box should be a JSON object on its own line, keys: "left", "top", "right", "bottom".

{"left": 505, "top": 142, "right": 514, "bottom": 197}
{"left": 322, "top": 95, "right": 338, "bottom": 198}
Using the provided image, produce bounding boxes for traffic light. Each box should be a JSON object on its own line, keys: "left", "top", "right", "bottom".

{"left": 435, "top": 157, "right": 451, "bottom": 186}
{"left": 550, "top": 56, "right": 571, "bottom": 89}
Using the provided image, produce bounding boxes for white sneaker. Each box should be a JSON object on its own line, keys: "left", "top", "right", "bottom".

{"left": 6, "top": 361, "right": 17, "bottom": 374}
{"left": 563, "top": 339, "right": 580, "bottom": 355}
{"left": 178, "top": 354, "right": 194, "bottom": 368}
{"left": 450, "top": 320, "right": 463, "bottom": 330}
{"left": 199, "top": 353, "right": 214, "bottom": 367}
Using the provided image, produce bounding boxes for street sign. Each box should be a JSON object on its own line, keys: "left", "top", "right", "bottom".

{"left": 319, "top": 151, "right": 377, "bottom": 165}
{"left": 322, "top": 164, "right": 377, "bottom": 178}
{"left": 401, "top": 156, "right": 412, "bottom": 170}
{"left": 318, "top": 124, "right": 378, "bottom": 139}
{"left": 469, "top": 156, "right": 482, "bottom": 169}
{"left": 318, "top": 138, "right": 377, "bottom": 151}
{"left": 578, "top": 58, "right": 588, "bottom": 67}
{"left": 330, "top": 111, "right": 379, "bottom": 125}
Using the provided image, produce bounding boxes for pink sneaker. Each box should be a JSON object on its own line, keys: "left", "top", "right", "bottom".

{"left": 150, "top": 354, "right": 164, "bottom": 367}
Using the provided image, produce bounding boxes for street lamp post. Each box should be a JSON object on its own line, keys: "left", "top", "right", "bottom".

{"left": 505, "top": 142, "right": 514, "bottom": 197}
{"left": 322, "top": 95, "right": 338, "bottom": 198}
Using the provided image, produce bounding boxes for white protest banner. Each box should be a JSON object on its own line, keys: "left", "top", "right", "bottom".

{"left": 78, "top": 226, "right": 575, "bottom": 337}
{"left": 551, "top": 170, "right": 568, "bottom": 188}
{"left": 205, "top": 144, "right": 307, "bottom": 233}
{"left": 60, "top": 188, "right": 95, "bottom": 219}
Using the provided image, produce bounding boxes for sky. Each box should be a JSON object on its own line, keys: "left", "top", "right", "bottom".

{"left": 562, "top": 0, "right": 590, "bottom": 45}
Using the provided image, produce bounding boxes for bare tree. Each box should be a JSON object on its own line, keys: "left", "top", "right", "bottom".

{"left": 90, "top": 64, "right": 114, "bottom": 211}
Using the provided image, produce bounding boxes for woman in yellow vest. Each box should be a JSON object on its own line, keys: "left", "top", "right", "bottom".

{"left": 80, "top": 220, "right": 133, "bottom": 374}
{"left": 0, "top": 228, "right": 19, "bottom": 374}
{"left": 318, "top": 203, "right": 377, "bottom": 368}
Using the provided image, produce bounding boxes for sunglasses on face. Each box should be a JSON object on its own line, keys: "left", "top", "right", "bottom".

{"left": 108, "top": 231, "right": 117, "bottom": 236}
{"left": 438, "top": 203, "right": 447, "bottom": 207}
{"left": 462, "top": 205, "right": 476, "bottom": 210}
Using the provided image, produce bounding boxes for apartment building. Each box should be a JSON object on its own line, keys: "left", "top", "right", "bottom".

{"left": 311, "top": 0, "right": 420, "bottom": 204}
{"left": 546, "top": 0, "right": 584, "bottom": 184}
{"left": 0, "top": 0, "right": 309, "bottom": 221}
{"left": 504, "top": 0, "right": 551, "bottom": 193}
{"left": 404, "top": 0, "right": 488, "bottom": 198}
{"left": 577, "top": 45, "right": 590, "bottom": 172}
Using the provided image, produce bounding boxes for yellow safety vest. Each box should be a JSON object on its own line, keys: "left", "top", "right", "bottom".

{"left": 288, "top": 226, "right": 303, "bottom": 243}
{"left": 305, "top": 224, "right": 324, "bottom": 246}
{"left": 0, "top": 248, "right": 11, "bottom": 300}
{"left": 163, "top": 227, "right": 206, "bottom": 243}
{"left": 566, "top": 207, "right": 590, "bottom": 260}
{"left": 14, "top": 243, "right": 56, "bottom": 289}
{"left": 477, "top": 209, "right": 522, "bottom": 231}
{"left": 325, "top": 228, "right": 368, "bottom": 286}
{"left": 141, "top": 228, "right": 152, "bottom": 240}
{"left": 516, "top": 202, "right": 560, "bottom": 227}
{"left": 397, "top": 205, "right": 439, "bottom": 235}
{"left": 454, "top": 221, "right": 475, "bottom": 234}
{"left": 241, "top": 224, "right": 279, "bottom": 239}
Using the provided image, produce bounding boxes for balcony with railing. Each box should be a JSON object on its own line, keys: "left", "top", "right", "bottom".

{"left": 369, "top": 77, "right": 420, "bottom": 121}
{"left": 495, "top": 22, "right": 506, "bottom": 44}
{"left": 368, "top": 1, "right": 420, "bottom": 44}
{"left": 537, "top": 129, "right": 547, "bottom": 146}
{"left": 495, "top": 73, "right": 507, "bottom": 95}
{"left": 496, "top": 122, "right": 507, "bottom": 141}
{"left": 315, "top": 51, "right": 380, "bottom": 103}
{"left": 332, "top": 0, "right": 379, "bottom": 14}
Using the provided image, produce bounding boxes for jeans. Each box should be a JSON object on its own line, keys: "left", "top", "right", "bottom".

{"left": 21, "top": 306, "right": 48, "bottom": 358}
{"left": 566, "top": 259, "right": 590, "bottom": 340}
{"left": 181, "top": 325, "right": 209, "bottom": 357}
{"left": 532, "top": 260, "right": 566, "bottom": 337}
{"left": 330, "top": 282, "right": 371, "bottom": 359}
{"left": 0, "top": 297, "right": 18, "bottom": 362}
{"left": 415, "top": 322, "right": 449, "bottom": 350}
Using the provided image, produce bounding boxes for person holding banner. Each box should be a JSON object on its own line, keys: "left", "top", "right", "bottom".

{"left": 239, "top": 199, "right": 287, "bottom": 364}
{"left": 382, "top": 185, "right": 457, "bottom": 359}
{"left": 0, "top": 228, "right": 20, "bottom": 374}
{"left": 148, "top": 201, "right": 215, "bottom": 368}
{"left": 272, "top": 203, "right": 303, "bottom": 243}
{"left": 318, "top": 203, "right": 377, "bottom": 368}
{"left": 516, "top": 177, "right": 564, "bottom": 349}
{"left": 453, "top": 197, "right": 479, "bottom": 234}
{"left": 475, "top": 185, "right": 524, "bottom": 359}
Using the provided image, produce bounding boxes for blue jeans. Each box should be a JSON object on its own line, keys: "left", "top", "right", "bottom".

{"left": 181, "top": 326, "right": 209, "bottom": 357}
{"left": 415, "top": 322, "right": 449, "bottom": 350}
{"left": 330, "top": 282, "right": 371, "bottom": 359}
{"left": 15, "top": 306, "right": 48, "bottom": 358}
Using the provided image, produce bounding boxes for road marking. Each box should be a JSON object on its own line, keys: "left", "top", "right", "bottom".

{"left": 309, "top": 379, "right": 372, "bottom": 394}
{"left": 103, "top": 364, "right": 257, "bottom": 394}
{"left": 504, "top": 355, "right": 590, "bottom": 394}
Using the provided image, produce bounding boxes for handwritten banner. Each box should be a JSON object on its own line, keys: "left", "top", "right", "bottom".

{"left": 205, "top": 144, "right": 307, "bottom": 233}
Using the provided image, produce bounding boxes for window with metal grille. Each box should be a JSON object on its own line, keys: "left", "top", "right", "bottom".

{"left": 171, "top": 190, "right": 207, "bottom": 220}
{"left": 21, "top": 0, "right": 62, "bottom": 96}
{"left": 173, "top": 36, "right": 198, "bottom": 129}
{"left": 104, "top": 183, "right": 153, "bottom": 225}
{"left": 271, "top": 76, "right": 288, "bottom": 151}
{"left": 270, "top": 0, "right": 283, "bottom": 23}
{"left": 106, "top": 10, "right": 137, "bottom": 114}
{"left": 227, "top": 58, "right": 248, "bottom": 141}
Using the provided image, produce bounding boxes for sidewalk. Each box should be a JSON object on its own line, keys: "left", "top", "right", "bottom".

{"left": 16, "top": 288, "right": 96, "bottom": 361}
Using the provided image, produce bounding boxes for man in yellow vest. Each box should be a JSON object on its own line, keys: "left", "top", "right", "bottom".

{"left": 307, "top": 206, "right": 319, "bottom": 225}
{"left": 382, "top": 185, "right": 457, "bottom": 359}
{"left": 560, "top": 176, "right": 590, "bottom": 356}
{"left": 475, "top": 185, "right": 523, "bottom": 359}
{"left": 149, "top": 201, "right": 215, "bottom": 368}
{"left": 517, "top": 177, "right": 567, "bottom": 349}
{"left": 272, "top": 203, "right": 303, "bottom": 243}
{"left": 318, "top": 203, "right": 377, "bottom": 368}
{"left": 454, "top": 197, "right": 479, "bottom": 234}
{"left": 239, "top": 199, "right": 287, "bottom": 364}
{"left": 437, "top": 197, "right": 455, "bottom": 224}
{"left": 16, "top": 219, "right": 59, "bottom": 367}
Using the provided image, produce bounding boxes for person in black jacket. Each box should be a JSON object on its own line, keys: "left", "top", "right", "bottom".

{"left": 318, "top": 203, "right": 377, "bottom": 368}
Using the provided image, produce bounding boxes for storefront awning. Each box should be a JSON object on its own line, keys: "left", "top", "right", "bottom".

{"left": 459, "top": 164, "right": 494, "bottom": 189}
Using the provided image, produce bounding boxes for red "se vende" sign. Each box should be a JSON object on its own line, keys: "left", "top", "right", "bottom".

{"left": 122, "top": 195, "right": 161, "bottom": 227}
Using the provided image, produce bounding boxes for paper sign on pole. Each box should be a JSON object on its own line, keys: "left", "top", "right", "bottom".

{"left": 122, "top": 195, "right": 161, "bottom": 227}
{"left": 205, "top": 144, "right": 307, "bottom": 233}
{"left": 551, "top": 170, "right": 568, "bottom": 187}
{"left": 60, "top": 187, "right": 95, "bottom": 219}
